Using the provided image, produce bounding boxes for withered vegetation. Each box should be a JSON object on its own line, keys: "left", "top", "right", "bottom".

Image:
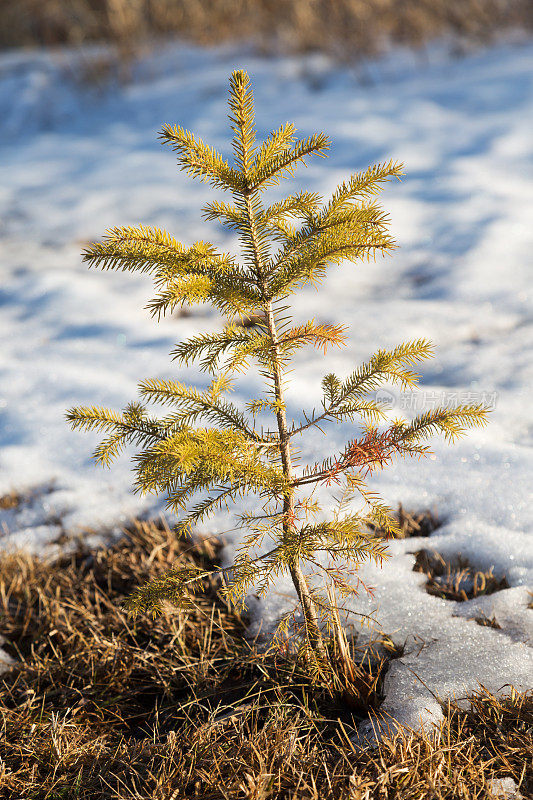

{"left": 0, "top": 519, "right": 530, "bottom": 799}
{"left": 369, "top": 502, "right": 441, "bottom": 539}
{"left": 0, "top": 492, "right": 21, "bottom": 511}
{"left": 413, "top": 549, "right": 509, "bottom": 602}
{"left": 3, "top": 0, "right": 533, "bottom": 58}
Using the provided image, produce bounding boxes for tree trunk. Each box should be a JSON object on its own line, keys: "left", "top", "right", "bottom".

{"left": 243, "top": 190, "right": 328, "bottom": 666}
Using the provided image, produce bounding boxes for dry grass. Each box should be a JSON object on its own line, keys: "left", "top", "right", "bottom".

{"left": 370, "top": 503, "right": 442, "bottom": 539}
{"left": 395, "top": 503, "right": 441, "bottom": 538}
{"left": 2, "top": 0, "right": 533, "bottom": 58}
{"left": 413, "top": 548, "right": 509, "bottom": 602}
{"left": 0, "top": 519, "right": 530, "bottom": 799}
{"left": 0, "top": 492, "right": 21, "bottom": 511}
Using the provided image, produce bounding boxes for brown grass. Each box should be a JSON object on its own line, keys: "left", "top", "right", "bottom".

{"left": 2, "top": 0, "right": 533, "bottom": 58}
{"left": 0, "top": 518, "right": 530, "bottom": 798}
{"left": 370, "top": 503, "right": 442, "bottom": 539}
{"left": 413, "top": 548, "right": 509, "bottom": 602}
{"left": 0, "top": 491, "right": 21, "bottom": 511}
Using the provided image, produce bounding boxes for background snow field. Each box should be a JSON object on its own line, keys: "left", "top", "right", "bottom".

{"left": 1, "top": 40, "right": 532, "bottom": 732}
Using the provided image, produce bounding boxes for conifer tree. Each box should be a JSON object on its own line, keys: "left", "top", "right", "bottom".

{"left": 67, "top": 70, "right": 489, "bottom": 667}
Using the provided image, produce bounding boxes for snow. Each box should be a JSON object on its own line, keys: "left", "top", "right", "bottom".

{"left": 0, "top": 644, "right": 15, "bottom": 675}
{"left": 488, "top": 777, "right": 523, "bottom": 799}
{"left": 1, "top": 38, "right": 532, "bottom": 734}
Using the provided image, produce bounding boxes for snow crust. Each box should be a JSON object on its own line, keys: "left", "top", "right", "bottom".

{"left": 488, "top": 777, "right": 523, "bottom": 799}
{"left": 1, "top": 38, "right": 532, "bottom": 732}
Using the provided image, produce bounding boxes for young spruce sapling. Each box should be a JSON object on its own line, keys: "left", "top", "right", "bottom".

{"left": 67, "top": 71, "right": 489, "bottom": 667}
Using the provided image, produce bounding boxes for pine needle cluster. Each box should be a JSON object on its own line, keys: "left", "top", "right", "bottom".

{"left": 67, "top": 70, "right": 489, "bottom": 666}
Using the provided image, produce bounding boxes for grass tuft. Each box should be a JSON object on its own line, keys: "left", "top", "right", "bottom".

{"left": 369, "top": 503, "right": 441, "bottom": 539}
{"left": 413, "top": 549, "right": 509, "bottom": 602}
{"left": 0, "top": 492, "right": 21, "bottom": 511}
